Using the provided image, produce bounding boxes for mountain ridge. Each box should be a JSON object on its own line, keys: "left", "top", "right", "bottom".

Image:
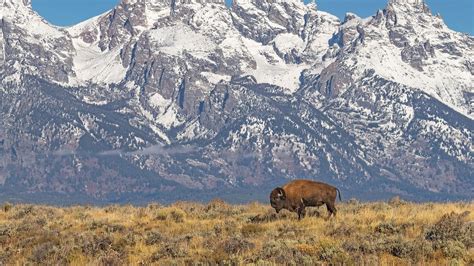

{"left": 0, "top": 0, "right": 472, "bottom": 203}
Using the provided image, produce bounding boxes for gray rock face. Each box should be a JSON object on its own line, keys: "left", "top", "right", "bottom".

{"left": 401, "top": 41, "right": 435, "bottom": 70}
{"left": 0, "top": 0, "right": 472, "bottom": 203}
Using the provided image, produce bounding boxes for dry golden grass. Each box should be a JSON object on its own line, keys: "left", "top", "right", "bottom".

{"left": 0, "top": 199, "right": 473, "bottom": 265}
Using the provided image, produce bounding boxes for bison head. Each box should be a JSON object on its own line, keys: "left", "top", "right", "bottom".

{"left": 270, "top": 187, "right": 286, "bottom": 213}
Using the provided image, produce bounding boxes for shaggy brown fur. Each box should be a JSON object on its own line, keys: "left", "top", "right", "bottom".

{"left": 270, "top": 179, "right": 341, "bottom": 220}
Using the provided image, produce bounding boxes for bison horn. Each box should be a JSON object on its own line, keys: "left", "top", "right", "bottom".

{"left": 276, "top": 187, "right": 286, "bottom": 199}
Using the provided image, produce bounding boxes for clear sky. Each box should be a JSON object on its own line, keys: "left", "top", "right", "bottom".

{"left": 32, "top": 0, "right": 474, "bottom": 35}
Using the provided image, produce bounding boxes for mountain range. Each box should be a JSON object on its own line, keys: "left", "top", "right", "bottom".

{"left": 0, "top": 0, "right": 472, "bottom": 204}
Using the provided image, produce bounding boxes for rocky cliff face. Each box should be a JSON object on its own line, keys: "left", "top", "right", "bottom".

{"left": 0, "top": 0, "right": 472, "bottom": 203}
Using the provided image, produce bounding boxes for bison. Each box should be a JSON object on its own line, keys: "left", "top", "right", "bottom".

{"left": 270, "top": 179, "right": 342, "bottom": 220}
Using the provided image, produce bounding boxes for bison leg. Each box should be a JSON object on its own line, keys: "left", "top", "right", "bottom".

{"left": 296, "top": 203, "right": 306, "bottom": 220}
{"left": 325, "top": 202, "right": 337, "bottom": 220}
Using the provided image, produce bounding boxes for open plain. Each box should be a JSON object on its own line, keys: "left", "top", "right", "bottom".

{"left": 0, "top": 199, "right": 473, "bottom": 265}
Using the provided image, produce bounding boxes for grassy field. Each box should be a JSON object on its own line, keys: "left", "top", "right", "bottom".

{"left": 0, "top": 198, "right": 473, "bottom": 265}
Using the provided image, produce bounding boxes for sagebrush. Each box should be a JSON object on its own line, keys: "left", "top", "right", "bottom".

{"left": 0, "top": 200, "right": 473, "bottom": 265}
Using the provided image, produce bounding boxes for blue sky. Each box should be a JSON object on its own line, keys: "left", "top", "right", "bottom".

{"left": 32, "top": 0, "right": 473, "bottom": 35}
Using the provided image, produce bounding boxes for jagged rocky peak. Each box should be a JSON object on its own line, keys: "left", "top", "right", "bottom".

{"left": 121, "top": 0, "right": 225, "bottom": 7}
{"left": 330, "top": 12, "right": 364, "bottom": 49}
{"left": 0, "top": 0, "right": 77, "bottom": 85}
{"left": 232, "top": 0, "right": 310, "bottom": 18}
{"left": 343, "top": 12, "right": 361, "bottom": 23}
{"left": 0, "top": 0, "right": 60, "bottom": 32}
{"left": 174, "top": 0, "right": 226, "bottom": 4}
{"left": 1, "top": 0, "right": 34, "bottom": 18}
{"left": 231, "top": 0, "right": 315, "bottom": 45}
{"left": 390, "top": 0, "right": 422, "bottom": 4}
{"left": 1, "top": 0, "right": 31, "bottom": 8}
{"left": 85, "top": 0, "right": 229, "bottom": 50}
{"left": 370, "top": 0, "right": 443, "bottom": 31}
{"left": 387, "top": 0, "right": 430, "bottom": 13}
{"left": 233, "top": 0, "right": 306, "bottom": 5}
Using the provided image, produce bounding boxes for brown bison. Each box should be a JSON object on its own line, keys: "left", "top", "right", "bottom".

{"left": 270, "top": 179, "right": 341, "bottom": 220}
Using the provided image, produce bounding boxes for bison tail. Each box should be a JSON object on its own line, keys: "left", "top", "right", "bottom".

{"left": 336, "top": 188, "right": 342, "bottom": 201}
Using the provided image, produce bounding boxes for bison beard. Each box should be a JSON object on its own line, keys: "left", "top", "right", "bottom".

{"left": 269, "top": 179, "right": 342, "bottom": 220}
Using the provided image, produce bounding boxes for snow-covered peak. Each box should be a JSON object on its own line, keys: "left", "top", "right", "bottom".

{"left": 122, "top": 0, "right": 225, "bottom": 5}
{"left": 1, "top": 0, "right": 32, "bottom": 18}
{"left": 1, "top": 0, "right": 31, "bottom": 9}
{"left": 175, "top": 0, "right": 225, "bottom": 4}
{"left": 343, "top": 13, "right": 360, "bottom": 23}
{"left": 0, "top": 0, "right": 61, "bottom": 32}
{"left": 0, "top": 0, "right": 76, "bottom": 85}
{"left": 340, "top": 12, "right": 367, "bottom": 29}
{"left": 325, "top": 0, "right": 474, "bottom": 118}
{"left": 1, "top": 0, "right": 39, "bottom": 26}
{"left": 389, "top": 0, "right": 423, "bottom": 4}
{"left": 387, "top": 0, "right": 430, "bottom": 13}
{"left": 234, "top": 0, "right": 304, "bottom": 5}
{"left": 232, "top": 0, "right": 309, "bottom": 19}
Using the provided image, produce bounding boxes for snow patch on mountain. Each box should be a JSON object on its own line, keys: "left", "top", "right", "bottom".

{"left": 0, "top": 27, "right": 4, "bottom": 66}
{"left": 144, "top": 1, "right": 173, "bottom": 27}
{"left": 272, "top": 33, "right": 305, "bottom": 54}
{"left": 149, "top": 93, "right": 172, "bottom": 110}
{"left": 201, "top": 72, "right": 231, "bottom": 84}
{"left": 190, "top": 4, "right": 236, "bottom": 42}
{"left": 157, "top": 105, "right": 182, "bottom": 129}
{"left": 242, "top": 37, "right": 307, "bottom": 92}
{"left": 69, "top": 37, "right": 127, "bottom": 85}
{"left": 148, "top": 23, "right": 216, "bottom": 58}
